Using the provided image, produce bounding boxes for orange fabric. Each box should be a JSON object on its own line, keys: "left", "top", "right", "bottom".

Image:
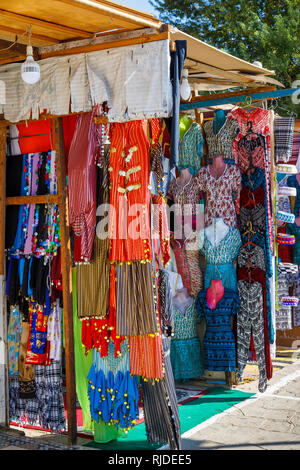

{"left": 17, "top": 120, "right": 52, "bottom": 154}
{"left": 129, "top": 334, "right": 163, "bottom": 379}
{"left": 108, "top": 120, "right": 152, "bottom": 262}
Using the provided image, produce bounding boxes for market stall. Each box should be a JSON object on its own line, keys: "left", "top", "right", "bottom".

{"left": 0, "top": 0, "right": 299, "bottom": 450}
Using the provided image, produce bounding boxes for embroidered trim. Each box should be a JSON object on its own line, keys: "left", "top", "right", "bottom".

{"left": 119, "top": 166, "right": 141, "bottom": 178}
{"left": 117, "top": 183, "right": 141, "bottom": 194}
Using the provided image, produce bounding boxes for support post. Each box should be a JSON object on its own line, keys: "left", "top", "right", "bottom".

{"left": 0, "top": 126, "right": 7, "bottom": 426}
{"left": 53, "top": 118, "right": 77, "bottom": 446}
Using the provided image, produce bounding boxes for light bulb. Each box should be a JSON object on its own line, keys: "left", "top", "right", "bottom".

{"left": 21, "top": 46, "right": 40, "bottom": 84}
{"left": 180, "top": 69, "right": 191, "bottom": 101}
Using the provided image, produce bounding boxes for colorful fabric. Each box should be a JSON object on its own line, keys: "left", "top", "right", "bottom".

{"left": 108, "top": 120, "right": 152, "bottom": 263}
{"left": 171, "top": 300, "right": 204, "bottom": 381}
{"left": 167, "top": 175, "right": 204, "bottom": 233}
{"left": 200, "top": 226, "right": 241, "bottom": 292}
{"left": 203, "top": 116, "right": 239, "bottom": 161}
{"left": 195, "top": 163, "right": 241, "bottom": 228}
{"left": 196, "top": 288, "right": 240, "bottom": 372}
{"left": 237, "top": 281, "right": 267, "bottom": 393}
{"left": 178, "top": 122, "right": 204, "bottom": 175}
{"left": 87, "top": 341, "right": 140, "bottom": 432}
{"left": 276, "top": 211, "right": 295, "bottom": 224}
{"left": 274, "top": 117, "right": 295, "bottom": 163}
{"left": 276, "top": 233, "right": 296, "bottom": 245}
{"left": 7, "top": 306, "right": 23, "bottom": 377}
{"left": 68, "top": 112, "right": 98, "bottom": 263}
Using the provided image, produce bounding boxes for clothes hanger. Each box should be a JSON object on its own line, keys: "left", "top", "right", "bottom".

{"left": 243, "top": 221, "right": 256, "bottom": 237}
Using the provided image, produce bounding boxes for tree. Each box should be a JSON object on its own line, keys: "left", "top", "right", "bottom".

{"left": 150, "top": 0, "right": 300, "bottom": 115}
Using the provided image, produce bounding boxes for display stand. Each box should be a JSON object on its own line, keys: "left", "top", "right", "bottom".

{"left": 0, "top": 118, "right": 77, "bottom": 445}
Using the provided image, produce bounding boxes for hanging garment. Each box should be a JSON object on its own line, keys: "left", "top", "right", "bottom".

{"left": 87, "top": 340, "right": 139, "bottom": 431}
{"left": 141, "top": 269, "right": 181, "bottom": 449}
{"left": 108, "top": 119, "right": 152, "bottom": 263}
{"left": 274, "top": 117, "right": 295, "bottom": 163}
{"left": 6, "top": 155, "right": 23, "bottom": 197}
{"left": 291, "top": 273, "right": 300, "bottom": 326}
{"left": 170, "top": 236, "right": 192, "bottom": 294}
{"left": 76, "top": 236, "right": 110, "bottom": 319}
{"left": 7, "top": 306, "right": 23, "bottom": 377}
{"left": 178, "top": 122, "right": 204, "bottom": 175}
{"left": 129, "top": 334, "right": 164, "bottom": 380}
{"left": 141, "top": 336, "right": 181, "bottom": 450}
{"left": 185, "top": 231, "right": 203, "bottom": 297}
{"left": 276, "top": 273, "right": 293, "bottom": 330}
{"left": 167, "top": 175, "right": 204, "bottom": 234}
{"left": 18, "top": 321, "right": 36, "bottom": 399}
{"left": 237, "top": 266, "right": 273, "bottom": 380}
{"left": 47, "top": 299, "right": 62, "bottom": 362}
{"left": 151, "top": 194, "right": 171, "bottom": 268}
{"left": 237, "top": 280, "right": 268, "bottom": 393}
{"left": 196, "top": 288, "right": 240, "bottom": 372}
{"left": 115, "top": 261, "right": 157, "bottom": 337}
{"left": 203, "top": 117, "right": 239, "bottom": 162}
{"left": 229, "top": 108, "right": 273, "bottom": 253}
{"left": 168, "top": 39, "right": 187, "bottom": 171}
{"left": 200, "top": 225, "right": 241, "bottom": 292}
{"left": 9, "top": 120, "right": 52, "bottom": 154}
{"left": 68, "top": 112, "right": 98, "bottom": 263}
{"left": 195, "top": 163, "right": 242, "bottom": 228}
{"left": 171, "top": 299, "right": 204, "bottom": 381}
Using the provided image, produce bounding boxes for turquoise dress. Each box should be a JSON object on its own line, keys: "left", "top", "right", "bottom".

{"left": 178, "top": 122, "right": 204, "bottom": 175}
{"left": 200, "top": 226, "right": 242, "bottom": 292}
{"left": 170, "top": 300, "right": 204, "bottom": 381}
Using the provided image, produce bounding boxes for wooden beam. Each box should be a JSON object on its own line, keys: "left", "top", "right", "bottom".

{"left": 0, "top": 127, "right": 6, "bottom": 276}
{"left": 0, "top": 24, "right": 60, "bottom": 45}
{"left": 185, "top": 58, "right": 253, "bottom": 85}
{"left": 60, "top": 0, "right": 162, "bottom": 29}
{"left": 189, "top": 86, "right": 277, "bottom": 103}
{"left": 53, "top": 117, "right": 77, "bottom": 446}
{"left": 39, "top": 31, "right": 169, "bottom": 59}
{"left": 38, "top": 26, "right": 161, "bottom": 56}
{"left": 0, "top": 9, "right": 93, "bottom": 38}
{"left": 6, "top": 195, "right": 60, "bottom": 206}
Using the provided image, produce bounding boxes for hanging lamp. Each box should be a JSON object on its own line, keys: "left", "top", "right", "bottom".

{"left": 180, "top": 69, "right": 191, "bottom": 101}
{"left": 21, "top": 26, "right": 40, "bottom": 84}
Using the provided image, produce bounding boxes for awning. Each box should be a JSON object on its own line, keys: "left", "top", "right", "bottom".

{"left": 170, "top": 28, "right": 283, "bottom": 90}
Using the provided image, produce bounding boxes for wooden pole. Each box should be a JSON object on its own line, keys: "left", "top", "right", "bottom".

{"left": 0, "top": 127, "right": 6, "bottom": 277}
{"left": 0, "top": 126, "right": 7, "bottom": 427}
{"left": 53, "top": 117, "right": 77, "bottom": 446}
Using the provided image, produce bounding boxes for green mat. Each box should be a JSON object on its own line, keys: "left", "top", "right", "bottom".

{"left": 84, "top": 387, "right": 255, "bottom": 450}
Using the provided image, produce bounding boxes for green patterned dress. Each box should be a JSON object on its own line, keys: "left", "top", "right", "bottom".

{"left": 170, "top": 300, "right": 204, "bottom": 381}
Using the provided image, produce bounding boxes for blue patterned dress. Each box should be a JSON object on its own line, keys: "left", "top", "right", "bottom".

{"left": 200, "top": 226, "right": 242, "bottom": 292}
{"left": 170, "top": 300, "right": 204, "bottom": 381}
{"left": 196, "top": 288, "right": 240, "bottom": 372}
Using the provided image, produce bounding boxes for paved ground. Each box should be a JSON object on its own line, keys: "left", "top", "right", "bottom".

{"left": 180, "top": 359, "right": 300, "bottom": 450}
{"left": 0, "top": 354, "right": 300, "bottom": 451}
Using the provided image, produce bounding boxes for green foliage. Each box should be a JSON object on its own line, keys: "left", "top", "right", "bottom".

{"left": 151, "top": 0, "right": 300, "bottom": 116}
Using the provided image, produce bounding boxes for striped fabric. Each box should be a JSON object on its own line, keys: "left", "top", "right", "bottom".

{"left": 141, "top": 336, "right": 181, "bottom": 450}
{"left": 129, "top": 334, "right": 163, "bottom": 379}
{"left": 115, "top": 262, "right": 157, "bottom": 337}
{"left": 68, "top": 111, "right": 98, "bottom": 263}
{"left": 274, "top": 117, "right": 295, "bottom": 163}
{"left": 76, "top": 236, "right": 110, "bottom": 318}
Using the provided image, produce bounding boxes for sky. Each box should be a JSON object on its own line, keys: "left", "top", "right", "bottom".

{"left": 113, "top": 0, "right": 158, "bottom": 16}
